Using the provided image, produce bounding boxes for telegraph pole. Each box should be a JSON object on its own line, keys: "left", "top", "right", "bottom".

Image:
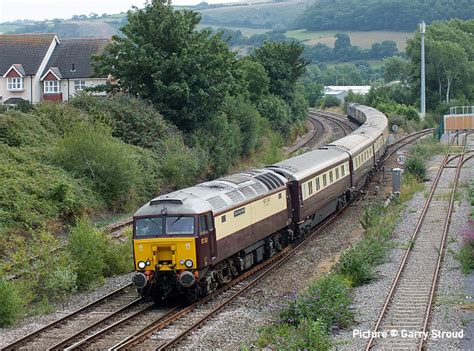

{"left": 420, "top": 21, "right": 426, "bottom": 118}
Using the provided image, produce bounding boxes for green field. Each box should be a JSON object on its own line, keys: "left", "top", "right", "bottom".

{"left": 287, "top": 29, "right": 414, "bottom": 52}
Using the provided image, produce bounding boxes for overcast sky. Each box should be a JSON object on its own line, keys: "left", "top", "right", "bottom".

{"left": 0, "top": 0, "right": 237, "bottom": 22}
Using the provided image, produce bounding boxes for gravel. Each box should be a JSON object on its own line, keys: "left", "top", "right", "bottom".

{"left": 0, "top": 272, "right": 134, "bottom": 348}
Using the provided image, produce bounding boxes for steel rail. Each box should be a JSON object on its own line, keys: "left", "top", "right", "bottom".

{"left": 365, "top": 152, "right": 449, "bottom": 351}
{"left": 417, "top": 148, "right": 465, "bottom": 351}
{"left": 113, "top": 205, "right": 349, "bottom": 350}
{"left": 158, "top": 210, "right": 343, "bottom": 350}
{"left": 65, "top": 305, "right": 179, "bottom": 350}
{"left": 2, "top": 283, "right": 133, "bottom": 350}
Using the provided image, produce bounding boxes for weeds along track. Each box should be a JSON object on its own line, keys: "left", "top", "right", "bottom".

{"left": 2, "top": 284, "right": 143, "bottom": 350}
{"left": 366, "top": 134, "right": 472, "bottom": 351}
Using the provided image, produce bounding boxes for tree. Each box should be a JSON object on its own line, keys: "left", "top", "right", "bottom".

{"left": 254, "top": 41, "right": 308, "bottom": 102}
{"left": 334, "top": 33, "right": 351, "bottom": 53}
{"left": 383, "top": 56, "right": 410, "bottom": 83}
{"left": 94, "top": 0, "right": 238, "bottom": 132}
{"left": 406, "top": 19, "right": 474, "bottom": 108}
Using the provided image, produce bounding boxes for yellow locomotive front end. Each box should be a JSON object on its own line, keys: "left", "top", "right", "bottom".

{"left": 132, "top": 214, "right": 201, "bottom": 300}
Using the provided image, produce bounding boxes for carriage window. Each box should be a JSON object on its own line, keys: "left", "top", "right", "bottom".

{"left": 341, "top": 165, "right": 345, "bottom": 176}
{"left": 322, "top": 174, "right": 327, "bottom": 187}
{"left": 166, "top": 216, "right": 195, "bottom": 235}
{"left": 135, "top": 217, "right": 162, "bottom": 237}
{"left": 221, "top": 215, "right": 226, "bottom": 223}
{"left": 329, "top": 171, "right": 333, "bottom": 183}
{"left": 308, "top": 181, "right": 313, "bottom": 195}
{"left": 335, "top": 168, "right": 339, "bottom": 179}
{"left": 199, "top": 215, "right": 208, "bottom": 235}
{"left": 316, "top": 177, "right": 320, "bottom": 190}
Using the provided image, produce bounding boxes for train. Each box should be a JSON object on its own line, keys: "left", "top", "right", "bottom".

{"left": 131, "top": 104, "right": 389, "bottom": 301}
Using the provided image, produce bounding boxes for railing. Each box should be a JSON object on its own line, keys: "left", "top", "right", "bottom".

{"left": 448, "top": 105, "right": 474, "bottom": 115}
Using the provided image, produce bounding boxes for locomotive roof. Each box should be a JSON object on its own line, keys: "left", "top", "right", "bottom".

{"left": 266, "top": 148, "right": 348, "bottom": 181}
{"left": 134, "top": 169, "right": 288, "bottom": 217}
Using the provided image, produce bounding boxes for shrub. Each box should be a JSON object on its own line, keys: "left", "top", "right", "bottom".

{"left": 405, "top": 156, "right": 426, "bottom": 181}
{"left": 258, "top": 318, "right": 332, "bottom": 351}
{"left": 280, "top": 274, "right": 353, "bottom": 330}
{"left": 45, "top": 267, "right": 78, "bottom": 306}
{"left": 321, "top": 95, "right": 341, "bottom": 108}
{"left": 257, "top": 94, "right": 292, "bottom": 136}
{"left": 53, "top": 122, "right": 140, "bottom": 208}
{"left": 336, "top": 243, "right": 376, "bottom": 286}
{"left": 0, "top": 278, "right": 22, "bottom": 327}
{"left": 67, "top": 218, "right": 133, "bottom": 289}
{"left": 67, "top": 218, "right": 108, "bottom": 290}
{"left": 69, "top": 94, "right": 178, "bottom": 150}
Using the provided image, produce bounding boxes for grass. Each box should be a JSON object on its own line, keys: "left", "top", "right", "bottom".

{"left": 286, "top": 30, "right": 414, "bottom": 51}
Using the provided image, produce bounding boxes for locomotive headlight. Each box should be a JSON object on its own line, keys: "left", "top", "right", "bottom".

{"left": 137, "top": 261, "right": 146, "bottom": 269}
{"left": 185, "top": 259, "right": 193, "bottom": 268}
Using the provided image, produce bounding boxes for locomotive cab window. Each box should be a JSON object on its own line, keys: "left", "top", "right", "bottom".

{"left": 135, "top": 217, "right": 163, "bottom": 237}
{"left": 165, "top": 216, "right": 195, "bottom": 235}
{"left": 199, "top": 215, "right": 208, "bottom": 235}
{"left": 206, "top": 213, "right": 214, "bottom": 230}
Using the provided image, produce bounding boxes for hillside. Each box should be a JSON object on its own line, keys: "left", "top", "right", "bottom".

{"left": 294, "top": 0, "right": 474, "bottom": 31}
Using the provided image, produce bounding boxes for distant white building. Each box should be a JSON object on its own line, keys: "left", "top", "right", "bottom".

{"left": 0, "top": 34, "right": 109, "bottom": 105}
{"left": 324, "top": 85, "right": 371, "bottom": 102}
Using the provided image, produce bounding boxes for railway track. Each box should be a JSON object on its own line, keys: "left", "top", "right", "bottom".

{"left": 311, "top": 109, "right": 358, "bottom": 136}
{"left": 2, "top": 284, "right": 143, "bottom": 350}
{"left": 382, "top": 128, "right": 436, "bottom": 162}
{"left": 99, "top": 207, "right": 350, "bottom": 350}
{"left": 365, "top": 135, "right": 471, "bottom": 350}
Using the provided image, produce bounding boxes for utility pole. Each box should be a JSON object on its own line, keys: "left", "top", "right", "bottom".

{"left": 420, "top": 21, "right": 426, "bottom": 119}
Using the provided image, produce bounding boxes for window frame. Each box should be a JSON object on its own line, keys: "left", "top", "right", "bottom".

{"left": 44, "top": 80, "right": 60, "bottom": 93}
{"left": 74, "top": 80, "right": 86, "bottom": 91}
{"left": 7, "top": 77, "right": 24, "bottom": 91}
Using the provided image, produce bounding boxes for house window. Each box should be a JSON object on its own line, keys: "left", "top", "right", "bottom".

{"left": 44, "top": 80, "right": 60, "bottom": 93}
{"left": 74, "top": 80, "right": 86, "bottom": 91}
{"left": 7, "top": 77, "right": 24, "bottom": 91}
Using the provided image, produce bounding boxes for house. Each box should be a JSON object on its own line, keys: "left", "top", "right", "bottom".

{"left": 0, "top": 34, "right": 109, "bottom": 105}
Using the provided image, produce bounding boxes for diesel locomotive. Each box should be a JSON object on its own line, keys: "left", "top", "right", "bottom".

{"left": 132, "top": 104, "right": 389, "bottom": 301}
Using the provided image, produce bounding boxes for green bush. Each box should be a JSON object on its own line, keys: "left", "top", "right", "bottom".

{"left": 257, "top": 94, "right": 292, "bottom": 136}
{"left": 0, "top": 146, "right": 98, "bottom": 241}
{"left": 192, "top": 112, "right": 242, "bottom": 178}
{"left": 337, "top": 238, "right": 378, "bottom": 286}
{"left": 321, "top": 95, "right": 341, "bottom": 108}
{"left": 457, "top": 243, "right": 474, "bottom": 274}
{"left": 67, "top": 218, "right": 108, "bottom": 290}
{"left": 67, "top": 218, "right": 133, "bottom": 290}
{"left": 280, "top": 274, "right": 353, "bottom": 330}
{"left": 258, "top": 318, "right": 332, "bottom": 351}
{"left": 69, "top": 94, "right": 179, "bottom": 150}
{"left": 0, "top": 278, "right": 22, "bottom": 327}
{"left": 45, "top": 267, "right": 78, "bottom": 306}
{"left": 0, "top": 111, "right": 56, "bottom": 147}
{"left": 53, "top": 122, "right": 141, "bottom": 208}
{"left": 405, "top": 156, "right": 426, "bottom": 181}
